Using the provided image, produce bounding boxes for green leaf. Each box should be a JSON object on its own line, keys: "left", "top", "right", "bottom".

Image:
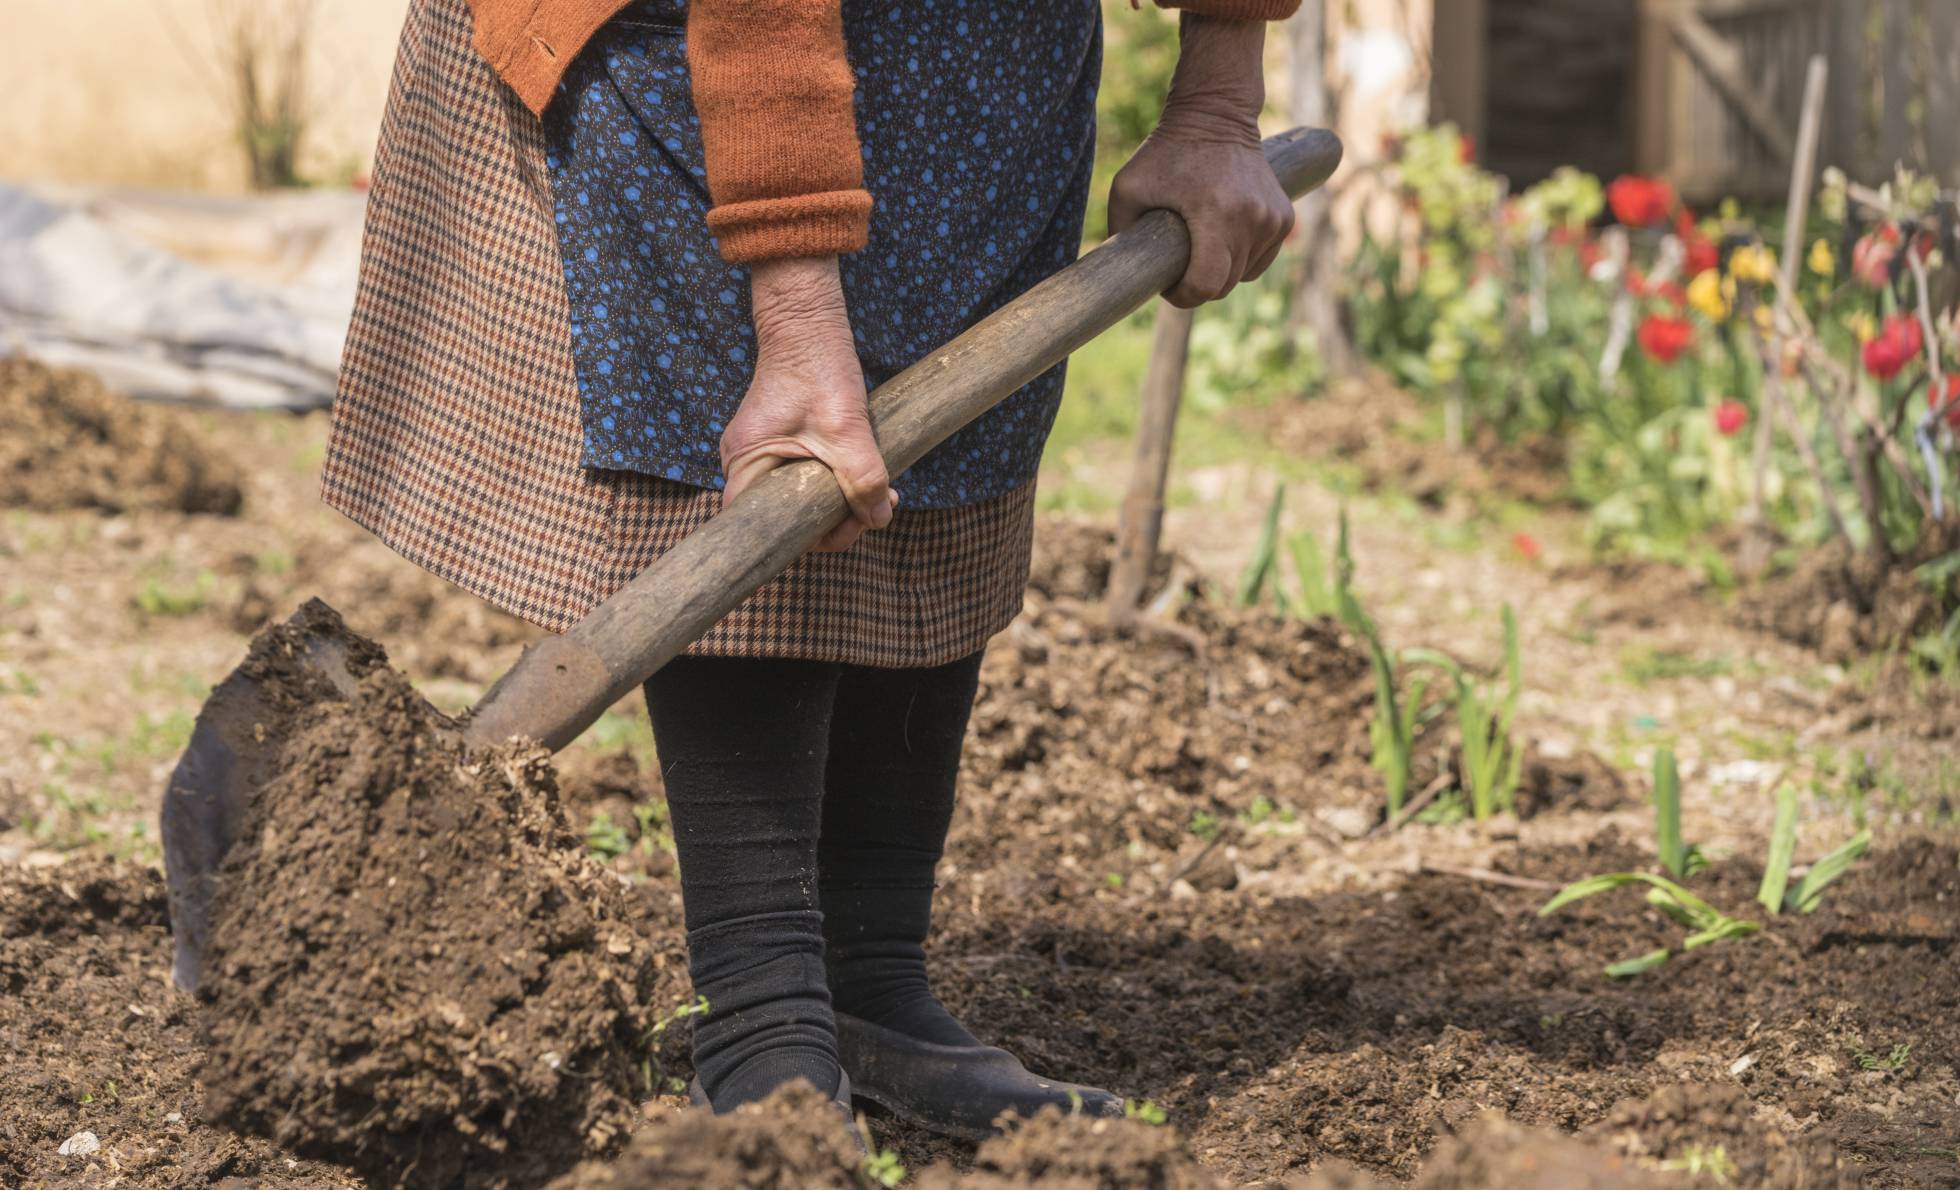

{"left": 1605, "top": 949, "right": 1672, "bottom": 978}
{"left": 1645, "top": 885, "right": 1703, "bottom": 928}
{"left": 1540, "top": 871, "right": 1723, "bottom": 922}
{"left": 1758, "top": 783, "right": 1799, "bottom": 915}
{"left": 1682, "top": 917, "right": 1760, "bottom": 950}
{"left": 1652, "top": 748, "right": 1688, "bottom": 880}
{"left": 1236, "top": 485, "right": 1286, "bottom": 608}
{"left": 1787, "top": 829, "right": 1871, "bottom": 913}
{"left": 1288, "top": 532, "right": 1331, "bottom": 616}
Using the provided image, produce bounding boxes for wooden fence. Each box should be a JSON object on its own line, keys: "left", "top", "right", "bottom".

{"left": 1636, "top": 0, "right": 1960, "bottom": 199}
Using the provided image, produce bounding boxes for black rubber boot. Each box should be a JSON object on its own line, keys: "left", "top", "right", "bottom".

{"left": 688, "top": 1070, "right": 868, "bottom": 1154}
{"left": 835, "top": 1011, "right": 1125, "bottom": 1140}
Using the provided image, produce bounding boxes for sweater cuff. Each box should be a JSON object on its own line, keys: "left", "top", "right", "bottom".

{"left": 705, "top": 189, "right": 874, "bottom": 264}
{"left": 1151, "top": 0, "right": 1302, "bottom": 18}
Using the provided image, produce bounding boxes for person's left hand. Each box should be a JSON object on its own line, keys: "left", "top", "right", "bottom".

{"left": 1106, "top": 16, "right": 1293, "bottom": 310}
{"left": 1109, "top": 127, "right": 1294, "bottom": 308}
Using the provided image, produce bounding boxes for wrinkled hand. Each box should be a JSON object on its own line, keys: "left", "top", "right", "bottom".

{"left": 722, "top": 257, "right": 896, "bottom": 553}
{"left": 1107, "top": 17, "right": 1293, "bottom": 309}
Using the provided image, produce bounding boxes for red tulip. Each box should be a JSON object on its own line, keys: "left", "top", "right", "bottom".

{"left": 1459, "top": 134, "right": 1475, "bottom": 165}
{"left": 1656, "top": 281, "right": 1690, "bottom": 312}
{"left": 1675, "top": 210, "right": 1719, "bottom": 274}
{"left": 1608, "top": 175, "right": 1675, "bottom": 228}
{"left": 1862, "top": 313, "right": 1924, "bottom": 381}
{"left": 1638, "top": 314, "right": 1694, "bottom": 364}
{"left": 1511, "top": 532, "right": 1542, "bottom": 562}
{"left": 1851, "top": 225, "right": 1900, "bottom": 289}
{"left": 1713, "top": 399, "right": 1748, "bottom": 436}
{"left": 1930, "top": 376, "right": 1960, "bottom": 429}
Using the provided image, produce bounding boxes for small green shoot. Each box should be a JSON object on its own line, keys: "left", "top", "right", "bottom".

{"left": 1649, "top": 748, "right": 1706, "bottom": 880}
{"left": 1657, "top": 1143, "right": 1739, "bottom": 1182}
{"left": 862, "top": 1148, "right": 906, "bottom": 1188}
{"left": 134, "top": 571, "right": 214, "bottom": 617}
{"left": 1786, "top": 829, "right": 1871, "bottom": 913}
{"left": 1758, "top": 782, "right": 1800, "bottom": 912}
{"left": 586, "top": 812, "right": 632, "bottom": 861}
{"left": 1539, "top": 871, "right": 1760, "bottom": 978}
{"left": 1188, "top": 810, "right": 1220, "bottom": 843}
{"left": 1546, "top": 772, "right": 1870, "bottom": 977}
{"left": 1852, "top": 1040, "right": 1912, "bottom": 1073}
{"left": 1123, "top": 1099, "right": 1168, "bottom": 1126}
{"left": 639, "top": 994, "right": 710, "bottom": 1095}
{"left": 1235, "top": 485, "right": 1287, "bottom": 608}
{"left": 1403, "top": 605, "right": 1523, "bottom": 820}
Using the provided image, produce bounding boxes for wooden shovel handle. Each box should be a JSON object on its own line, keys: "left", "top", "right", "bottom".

{"left": 467, "top": 127, "right": 1343, "bottom": 752}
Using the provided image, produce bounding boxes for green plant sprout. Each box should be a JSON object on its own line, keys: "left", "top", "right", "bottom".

{"left": 1851, "top": 1039, "right": 1912, "bottom": 1073}
{"left": 862, "top": 1147, "right": 906, "bottom": 1188}
{"left": 639, "top": 994, "right": 710, "bottom": 1095}
{"left": 585, "top": 811, "right": 631, "bottom": 861}
{"left": 1403, "top": 605, "right": 1524, "bottom": 820}
{"left": 1542, "top": 776, "right": 1870, "bottom": 977}
{"left": 1235, "top": 485, "right": 1287, "bottom": 608}
{"left": 1657, "top": 1143, "right": 1739, "bottom": 1183}
{"left": 1650, "top": 748, "right": 1706, "bottom": 880}
{"left": 1123, "top": 1099, "right": 1168, "bottom": 1126}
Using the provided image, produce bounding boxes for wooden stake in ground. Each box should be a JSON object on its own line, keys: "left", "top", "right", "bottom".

{"left": 1747, "top": 53, "right": 1828, "bottom": 530}
{"left": 1109, "top": 301, "right": 1196, "bottom": 623}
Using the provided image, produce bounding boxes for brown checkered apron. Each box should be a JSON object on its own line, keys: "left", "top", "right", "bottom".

{"left": 322, "top": 0, "right": 1035, "bottom": 666}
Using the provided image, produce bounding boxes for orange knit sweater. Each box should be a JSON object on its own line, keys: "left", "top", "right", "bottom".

{"left": 468, "top": 0, "right": 1300, "bottom": 262}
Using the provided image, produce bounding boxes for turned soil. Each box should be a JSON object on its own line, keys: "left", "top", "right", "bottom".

{"left": 5, "top": 378, "right": 1959, "bottom": 1187}
{"left": 0, "top": 356, "right": 243, "bottom": 516}
{"left": 195, "top": 611, "right": 659, "bottom": 1187}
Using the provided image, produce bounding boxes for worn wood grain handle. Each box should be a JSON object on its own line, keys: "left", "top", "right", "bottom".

{"left": 468, "top": 127, "right": 1343, "bottom": 751}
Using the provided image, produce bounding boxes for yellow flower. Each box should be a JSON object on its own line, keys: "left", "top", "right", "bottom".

{"left": 1687, "top": 269, "right": 1731, "bottom": 320}
{"left": 1807, "top": 237, "right": 1835, "bottom": 277}
{"left": 1847, "top": 311, "right": 1879, "bottom": 343}
{"left": 1727, "top": 243, "right": 1778, "bottom": 286}
{"left": 1753, "top": 304, "right": 1774, "bottom": 332}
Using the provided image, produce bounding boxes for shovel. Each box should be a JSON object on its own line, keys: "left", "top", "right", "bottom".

{"left": 161, "top": 127, "right": 1343, "bottom": 992}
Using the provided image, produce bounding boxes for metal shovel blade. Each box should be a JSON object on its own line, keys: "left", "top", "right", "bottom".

{"left": 159, "top": 600, "right": 387, "bottom": 993}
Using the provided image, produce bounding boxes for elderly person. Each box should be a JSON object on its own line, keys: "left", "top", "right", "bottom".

{"left": 326, "top": 0, "right": 1297, "bottom": 1137}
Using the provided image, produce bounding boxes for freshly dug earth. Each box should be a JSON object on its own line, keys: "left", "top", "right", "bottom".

{"left": 196, "top": 613, "right": 658, "bottom": 1186}
{"left": 0, "top": 355, "right": 244, "bottom": 515}
{"left": 1742, "top": 532, "right": 1958, "bottom": 661}
{"left": 0, "top": 861, "right": 352, "bottom": 1186}
{"left": 549, "top": 1082, "right": 862, "bottom": 1189}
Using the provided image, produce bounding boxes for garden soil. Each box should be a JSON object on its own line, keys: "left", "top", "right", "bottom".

{"left": 0, "top": 355, "right": 243, "bottom": 516}
{"left": 5, "top": 396, "right": 1960, "bottom": 1187}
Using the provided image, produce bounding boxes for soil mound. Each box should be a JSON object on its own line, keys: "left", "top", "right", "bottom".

{"left": 1742, "top": 533, "right": 1956, "bottom": 660}
{"left": 549, "top": 1082, "right": 861, "bottom": 1189}
{"left": 0, "top": 862, "right": 348, "bottom": 1187}
{"left": 196, "top": 617, "right": 657, "bottom": 1186}
{"left": 912, "top": 1109, "right": 1221, "bottom": 1189}
{"left": 1588, "top": 1084, "right": 1856, "bottom": 1188}
{"left": 0, "top": 354, "right": 244, "bottom": 515}
{"left": 957, "top": 580, "right": 1377, "bottom": 886}
{"left": 225, "top": 542, "right": 538, "bottom": 681}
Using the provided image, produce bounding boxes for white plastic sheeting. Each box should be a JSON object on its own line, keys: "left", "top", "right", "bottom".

{"left": 0, "top": 183, "right": 365, "bottom": 409}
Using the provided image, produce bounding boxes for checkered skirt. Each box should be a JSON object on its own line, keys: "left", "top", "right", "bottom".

{"left": 321, "top": 0, "right": 1035, "bottom": 666}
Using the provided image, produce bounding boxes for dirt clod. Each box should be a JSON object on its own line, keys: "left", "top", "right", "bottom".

{"left": 196, "top": 621, "right": 657, "bottom": 1187}
{"left": 0, "top": 354, "right": 244, "bottom": 515}
{"left": 548, "top": 1083, "right": 862, "bottom": 1190}
{"left": 913, "top": 1109, "right": 1221, "bottom": 1189}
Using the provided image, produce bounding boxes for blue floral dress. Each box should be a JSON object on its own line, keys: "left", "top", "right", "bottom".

{"left": 541, "top": 0, "right": 1103, "bottom": 510}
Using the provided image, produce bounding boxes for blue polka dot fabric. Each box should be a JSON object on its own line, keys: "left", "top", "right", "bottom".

{"left": 542, "top": 0, "right": 1102, "bottom": 509}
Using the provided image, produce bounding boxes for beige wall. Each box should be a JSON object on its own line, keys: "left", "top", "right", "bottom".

{"left": 0, "top": 0, "right": 405, "bottom": 191}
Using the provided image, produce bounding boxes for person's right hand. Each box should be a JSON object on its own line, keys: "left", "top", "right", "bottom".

{"left": 721, "top": 257, "right": 896, "bottom": 553}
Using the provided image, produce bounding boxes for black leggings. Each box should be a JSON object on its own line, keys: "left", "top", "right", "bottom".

{"left": 643, "top": 651, "right": 984, "bottom": 1111}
